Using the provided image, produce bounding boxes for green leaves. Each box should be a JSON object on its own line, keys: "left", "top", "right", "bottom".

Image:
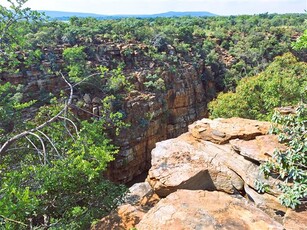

{"left": 292, "top": 30, "right": 307, "bottom": 50}
{"left": 257, "top": 104, "right": 307, "bottom": 209}
{"left": 63, "top": 46, "right": 87, "bottom": 82}
{"left": 209, "top": 53, "right": 307, "bottom": 121}
{"left": 0, "top": 114, "right": 127, "bottom": 228}
{"left": 144, "top": 74, "right": 166, "bottom": 93}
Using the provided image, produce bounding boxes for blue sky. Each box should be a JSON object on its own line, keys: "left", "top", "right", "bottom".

{"left": 1, "top": 0, "right": 306, "bottom": 15}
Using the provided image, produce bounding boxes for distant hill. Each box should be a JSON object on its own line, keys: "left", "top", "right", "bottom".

{"left": 39, "top": 10, "right": 217, "bottom": 20}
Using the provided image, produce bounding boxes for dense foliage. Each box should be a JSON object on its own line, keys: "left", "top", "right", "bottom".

{"left": 254, "top": 31, "right": 306, "bottom": 209}
{"left": 1, "top": 1, "right": 128, "bottom": 229}
{"left": 2, "top": 10, "right": 306, "bottom": 91}
{"left": 208, "top": 52, "right": 307, "bottom": 121}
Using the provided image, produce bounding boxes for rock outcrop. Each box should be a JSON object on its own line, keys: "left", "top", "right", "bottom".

{"left": 147, "top": 118, "right": 280, "bottom": 197}
{"left": 94, "top": 117, "right": 306, "bottom": 230}
{"left": 92, "top": 182, "right": 160, "bottom": 230}
{"left": 136, "top": 190, "right": 284, "bottom": 230}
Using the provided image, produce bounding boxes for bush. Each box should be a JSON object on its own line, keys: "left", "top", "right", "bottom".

{"left": 209, "top": 53, "right": 307, "bottom": 121}
{"left": 63, "top": 46, "right": 87, "bottom": 82}
{"left": 105, "top": 67, "right": 133, "bottom": 94}
{"left": 0, "top": 105, "right": 128, "bottom": 229}
{"left": 144, "top": 74, "right": 166, "bottom": 92}
{"left": 256, "top": 104, "right": 307, "bottom": 209}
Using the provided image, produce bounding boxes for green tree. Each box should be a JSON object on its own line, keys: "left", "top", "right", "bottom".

{"left": 292, "top": 30, "right": 307, "bottom": 50}
{"left": 255, "top": 32, "right": 307, "bottom": 209}
{"left": 209, "top": 53, "right": 307, "bottom": 121}
{"left": 0, "top": 1, "right": 127, "bottom": 228}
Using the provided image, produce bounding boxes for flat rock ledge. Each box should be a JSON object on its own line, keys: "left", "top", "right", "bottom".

{"left": 93, "top": 118, "right": 306, "bottom": 230}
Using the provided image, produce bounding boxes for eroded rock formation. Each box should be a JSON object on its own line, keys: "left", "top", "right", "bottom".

{"left": 108, "top": 64, "right": 209, "bottom": 183}
{"left": 94, "top": 117, "right": 306, "bottom": 230}
{"left": 3, "top": 41, "right": 214, "bottom": 183}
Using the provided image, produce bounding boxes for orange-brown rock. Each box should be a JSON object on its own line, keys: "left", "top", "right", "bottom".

{"left": 189, "top": 117, "right": 271, "bottom": 144}
{"left": 230, "top": 135, "right": 287, "bottom": 162}
{"left": 147, "top": 133, "right": 245, "bottom": 197}
{"left": 147, "top": 118, "right": 282, "bottom": 197}
{"left": 92, "top": 182, "right": 160, "bottom": 230}
{"left": 283, "top": 204, "right": 307, "bottom": 230}
{"left": 136, "top": 190, "right": 284, "bottom": 230}
{"left": 92, "top": 204, "right": 146, "bottom": 230}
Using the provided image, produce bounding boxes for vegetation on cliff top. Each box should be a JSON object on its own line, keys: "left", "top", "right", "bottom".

{"left": 210, "top": 30, "right": 306, "bottom": 209}
{"left": 208, "top": 52, "right": 306, "bottom": 121}
{"left": 0, "top": 0, "right": 307, "bottom": 228}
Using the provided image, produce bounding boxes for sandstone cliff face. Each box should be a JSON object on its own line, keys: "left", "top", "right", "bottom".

{"left": 94, "top": 118, "right": 306, "bottom": 230}
{"left": 108, "top": 63, "right": 209, "bottom": 183}
{"left": 3, "top": 41, "right": 214, "bottom": 183}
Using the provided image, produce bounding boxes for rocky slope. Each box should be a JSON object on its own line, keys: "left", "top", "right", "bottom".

{"left": 94, "top": 117, "right": 306, "bottom": 230}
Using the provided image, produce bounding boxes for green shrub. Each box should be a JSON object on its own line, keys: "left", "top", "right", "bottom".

{"left": 0, "top": 115, "right": 128, "bottom": 229}
{"left": 256, "top": 104, "right": 307, "bottom": 209}
{"left": 63, "top": 46, "right": 87, "bottom": 82}
{"left": 209, "top": 53, "right": 307, "bottom": 121}
{"left": 144, "top": 74, "right": 166, "bottom": 92}
{"left": 105, "top": 67, "right": 133, "bottom": 93}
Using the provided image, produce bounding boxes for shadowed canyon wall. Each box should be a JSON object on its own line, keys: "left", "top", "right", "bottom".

{"left": 3, "top": 40, "right": 216, "bottom": 183}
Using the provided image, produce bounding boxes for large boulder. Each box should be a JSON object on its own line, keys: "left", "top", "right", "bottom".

{"left": 147, "top": 130, "right": 281, "bottom": 197}
{"left": 136, "top": 190, "right": 284, "bottom": 230}
{"left": 147, "top": 133, "right": 245, "bottom": 197}
{"left": 189, "top": 117, "right": 271, "bottom": 144}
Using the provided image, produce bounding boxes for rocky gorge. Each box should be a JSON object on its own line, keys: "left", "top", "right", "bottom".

{"left": 3, "top": 40, "right": 217, "bottom": 183}
{"left": 1, "top": 10, "right": 307, "bottom": 229}
{"left": 93, "top": 117, "right": 306, "bottom": 230}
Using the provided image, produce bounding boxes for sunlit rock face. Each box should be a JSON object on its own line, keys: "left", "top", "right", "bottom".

{"left": 136, "top": 190, "right": 284, "bottom": 230}
{"left": 93, "top": 117, "right": 306, "bottom": 230}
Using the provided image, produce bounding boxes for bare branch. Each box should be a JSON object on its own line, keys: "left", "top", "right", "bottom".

{"left": 25, "top": 136, "right": 44, "bottom": 164}
{"left": 58, "top": 116, "right": 80, "bottom": 138}
{"left": 36, "top": 130, "right": 62, "bottom": 159}
{"left": 28, "top": 131, "right": 47, "bottom": 165}
{"left": 0, "top": 214, "right": 28, "bottom": 227}
{"left": 0, "top": 73, "right": 73, "bottom": 156}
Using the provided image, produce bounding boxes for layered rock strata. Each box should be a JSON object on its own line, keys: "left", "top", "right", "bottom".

{"left": 108, "top": 64, "right": 209, "bottom": 183}
{"left": 4, "top": 41, "right": 213, "bottom": 183}
{"left": 94, "top": 117, "right": 306, "bottom": 230}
